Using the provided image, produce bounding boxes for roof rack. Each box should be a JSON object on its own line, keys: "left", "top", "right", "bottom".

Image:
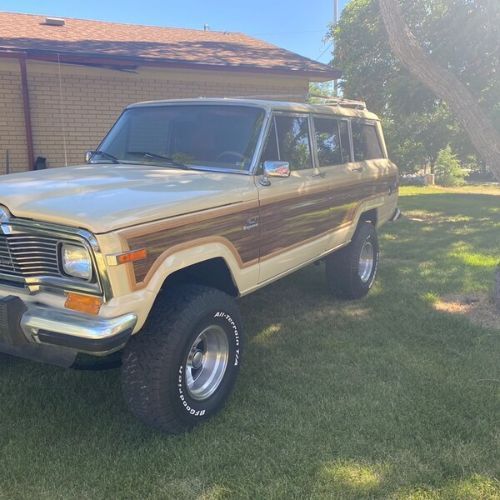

{"left": 309, "top": 94, "right": 367, "bottom": 110}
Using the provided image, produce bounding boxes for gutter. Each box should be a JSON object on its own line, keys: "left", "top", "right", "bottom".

{"left": 18, "top": 55, "right": 34, "bottom": 170}
{"left": 1, "top": 51, "right": 35, "bottom": 169}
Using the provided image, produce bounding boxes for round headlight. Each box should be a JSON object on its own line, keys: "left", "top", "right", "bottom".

{"left": 61, "top": 244, "right": 92, "bottom": 280}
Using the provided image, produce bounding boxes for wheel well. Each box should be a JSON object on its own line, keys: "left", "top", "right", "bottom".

{"left": 160, "top": 258, "right": 239, "bottom": 297}
{"left": 359, "top": 208, "right": 378, "bottom": 226}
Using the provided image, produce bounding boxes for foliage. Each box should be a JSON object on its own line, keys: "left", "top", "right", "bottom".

{"left": 329, "top": 0, "right": 500, "bottom": 173}
{"left": 434, "top": 146, "right": 467, "bottom": 186}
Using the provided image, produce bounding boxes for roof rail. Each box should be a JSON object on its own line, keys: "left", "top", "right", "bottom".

{"left": 220, "top": 93, "right": 308, "bottom": 100}
{"left": 309, "top": 94, "right": 367, "bottom": 110}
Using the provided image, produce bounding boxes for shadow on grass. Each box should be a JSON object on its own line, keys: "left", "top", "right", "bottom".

{"left": 0, "top": 189, "right": 499, "bottom": 498}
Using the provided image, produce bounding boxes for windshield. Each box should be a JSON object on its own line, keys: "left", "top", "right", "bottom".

{"left": 94, "top": 105, "right": 266, "bottom": 171}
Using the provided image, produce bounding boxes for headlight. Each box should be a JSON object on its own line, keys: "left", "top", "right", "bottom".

{"left": 61, "top": 244, "right": 92, "bottom": 280}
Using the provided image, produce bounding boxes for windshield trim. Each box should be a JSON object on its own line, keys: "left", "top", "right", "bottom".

{"left": 94, "top": 103, "right": 269, "bottom": 175}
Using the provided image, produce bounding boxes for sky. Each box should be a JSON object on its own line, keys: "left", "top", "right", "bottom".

{"left": 0, "top": 0, "right": 349, "bottom": 64}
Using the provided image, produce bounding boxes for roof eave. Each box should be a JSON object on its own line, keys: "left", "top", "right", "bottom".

{"left": 0, "top": 46, "right": 341, "bottom": 81}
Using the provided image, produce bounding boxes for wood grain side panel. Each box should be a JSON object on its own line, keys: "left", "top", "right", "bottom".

{"left": 122, "top": 174, "right": 395, "bottom": 287}
{"left": 128, "top": 206, "right": 260, "bottom": 283}
{"left": 258, "top": 177, "right": 387, "bottom": 256}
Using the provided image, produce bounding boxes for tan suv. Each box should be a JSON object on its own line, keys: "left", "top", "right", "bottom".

{"left": 0, "top": 98, "right": 399, "bottom": 433}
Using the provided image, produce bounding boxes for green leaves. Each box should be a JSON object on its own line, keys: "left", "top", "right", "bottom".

{"left": 329, "top": 0, "right": 499, "bottom": 173}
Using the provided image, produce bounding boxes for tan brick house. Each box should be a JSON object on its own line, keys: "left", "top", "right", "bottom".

{"left": 0, "top": 12, "right": 338, "bottom": 173}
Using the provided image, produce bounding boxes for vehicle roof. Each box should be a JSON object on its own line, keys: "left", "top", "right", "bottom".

{"left": 126, "top": 97, "right": 380, "bottom": 120}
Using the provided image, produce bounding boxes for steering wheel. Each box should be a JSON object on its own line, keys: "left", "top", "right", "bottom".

{"left": 216, "top": 151, "right": 246, "bottom": 163}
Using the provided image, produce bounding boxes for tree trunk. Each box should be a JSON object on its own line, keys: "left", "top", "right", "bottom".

{"left": 378, "top": 0, "right": 500, "bottom": 181}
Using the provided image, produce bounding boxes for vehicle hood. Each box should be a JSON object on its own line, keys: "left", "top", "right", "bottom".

{"left": 0, "top": 164, "right": 257, "bottom": 234}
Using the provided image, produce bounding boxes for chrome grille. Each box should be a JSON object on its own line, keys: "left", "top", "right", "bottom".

{"left": 0, "top": 234, "right": 61, "bottom": 278}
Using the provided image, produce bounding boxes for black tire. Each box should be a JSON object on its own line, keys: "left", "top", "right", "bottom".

{"left": 325, "top": 221, "right": 379, "bottom": 299}
{"left": 121, "top": 284, "right": 242, "bottom": 434}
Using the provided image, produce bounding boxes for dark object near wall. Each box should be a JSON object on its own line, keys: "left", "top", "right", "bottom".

{"left": 34, "top": 156, "right": 47, "bottom": 170}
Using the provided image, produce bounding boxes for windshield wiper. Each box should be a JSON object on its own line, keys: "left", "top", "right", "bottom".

{"left": 89, "top": 150, "right": 121, "bottom": 164}
{"left": 128, "top": 151, "right": 190, "bottom": 170}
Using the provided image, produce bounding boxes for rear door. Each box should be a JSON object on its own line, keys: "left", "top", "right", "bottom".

{"left": 311, "top": 115, "right": 364, "bottom": 250}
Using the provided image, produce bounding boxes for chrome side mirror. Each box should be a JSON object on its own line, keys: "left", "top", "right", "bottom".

{"left": 85, "top": 151, "right": 93, "bottom": 163}
{"left": 260, "top": 161, "right": 290, "bottom": 186}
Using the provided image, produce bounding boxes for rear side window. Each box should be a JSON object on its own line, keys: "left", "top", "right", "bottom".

{"left": 260, "top": 115, "right": 312, "bottom": 171}
{"left": 314, "top": 117, "right": 351, "bottom": 166}
{"left": 314, "top": 117, "right": 342, "bottom": 166}
{"left": 352, "top": 121, "right": 384, "bottom": 161}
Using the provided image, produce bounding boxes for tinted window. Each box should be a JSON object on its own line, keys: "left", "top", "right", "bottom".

{"left": 314, "top": 117, "right": 344, "bottom": 166}
{"left": 260, "top": 119, "right": 279, "bottom": 164}
{"left": 97, "top": 105, "right": 265, "bottom": 171}
{"left": 352, "top": 122, "right": 384, "bottom": 161}
{"left": 275, "top": 115, "right": 313, "bottom": 170}
{"left": 339, "top": 121, "right": 351, "bottom": 162}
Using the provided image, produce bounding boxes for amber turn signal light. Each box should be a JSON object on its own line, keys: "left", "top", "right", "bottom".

{"left": 107, "top": 248, "right": 148, "bottom": 266}
{"left": 116, "top": 248, "right": 148, "bottom": 264}
{"left": 65, "top": 292, "right": 103, "bottom": 315}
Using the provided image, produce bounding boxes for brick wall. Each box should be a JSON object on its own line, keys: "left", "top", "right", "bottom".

{"left": 0, "top": 58, "right": 309, "bottom": 172}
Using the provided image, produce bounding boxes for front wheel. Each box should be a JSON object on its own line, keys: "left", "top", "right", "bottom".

{"left": 121, "top": 285, "right": 242, "bottom": 433}
{"left": 325, "top": 221, "right": 379, "bottom": 299}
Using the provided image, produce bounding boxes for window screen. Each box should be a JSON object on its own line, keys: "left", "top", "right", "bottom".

{"left": 352, "top": 121, "right": 384, "bottom": 161}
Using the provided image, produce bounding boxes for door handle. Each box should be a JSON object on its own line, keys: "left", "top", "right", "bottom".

{"left": 350, "top": 166, "right": 364, "bottom": 173}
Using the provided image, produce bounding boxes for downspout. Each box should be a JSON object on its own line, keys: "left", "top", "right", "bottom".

{"left": 18, "top": 55, "right": 35, "bottom": 170}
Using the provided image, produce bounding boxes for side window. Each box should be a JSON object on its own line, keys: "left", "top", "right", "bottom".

{"left": 339, "top": 120, "right": 351, "bottom": 162}
{"left": 260, "top": 118, "right": 279, "bottom": 164}
{"left": 275, "top": 115, "right": 312, "bottom": 170}
{"left": 314, "top": 117, "right": 344, "bottom": 167}
{"left": 352, "top": 121, "right": 384, "bottom": 161}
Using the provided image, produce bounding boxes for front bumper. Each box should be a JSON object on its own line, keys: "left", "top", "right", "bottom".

{"left": 0, "top": 296, "right": 137, "bottom": 367}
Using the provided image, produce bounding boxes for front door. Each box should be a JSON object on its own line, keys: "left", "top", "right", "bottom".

{"left": 256, "top": 113, "right": 331, "bottom": 282}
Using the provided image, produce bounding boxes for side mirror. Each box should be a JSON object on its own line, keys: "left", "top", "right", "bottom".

{"left": 85, "top": 151, "right": 93, "bottom": 163}
{"left": 260, "top": 161, "right": 290, "bottom": 186}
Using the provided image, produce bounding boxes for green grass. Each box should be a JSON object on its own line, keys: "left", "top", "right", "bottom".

{"left": 1, "top": 186, "right": 499, "bottom": 499}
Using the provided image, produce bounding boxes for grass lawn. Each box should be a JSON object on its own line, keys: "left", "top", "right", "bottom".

{"left": 1, "top": 185, "right": 499, "bottom": 499}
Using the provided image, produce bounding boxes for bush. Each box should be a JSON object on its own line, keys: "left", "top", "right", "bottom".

{"left": 434, "top": 146, "right": 467, "bottom": 187}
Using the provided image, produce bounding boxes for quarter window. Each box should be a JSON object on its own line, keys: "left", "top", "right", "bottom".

{"left": 352, "top": 121, "right": 384, "bottom": 161}
{"left": 261, "top": 115, "right": 312, "bottom": 170}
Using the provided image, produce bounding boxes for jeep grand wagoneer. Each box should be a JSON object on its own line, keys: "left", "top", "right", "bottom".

{"left": 0, "top": 98, "right": 399, "bottom": 432}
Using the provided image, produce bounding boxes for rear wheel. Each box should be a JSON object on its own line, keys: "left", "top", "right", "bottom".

{"left": 121, "top": 285, "right": 242, "bottom": 433}
{"left": 326, "top": 221, "right": 379, "bottom": 299}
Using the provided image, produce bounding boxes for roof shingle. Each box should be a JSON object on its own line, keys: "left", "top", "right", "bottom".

{"left": 0, "top": 12, "right": 339, "bottom": 80}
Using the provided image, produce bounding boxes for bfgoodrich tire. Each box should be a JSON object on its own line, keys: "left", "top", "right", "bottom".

{"left": 121, "top": 285, "right": 242, "bottom": 434}
{"left": 325, "top": 221, "right": 379, "bottom": 299}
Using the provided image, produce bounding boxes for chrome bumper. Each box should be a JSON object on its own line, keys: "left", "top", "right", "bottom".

{"left": 0, "top": 296, "right": 137, "bottom": 363}
{"left": 22, "top": 306, "right": 137, "bottom": 352}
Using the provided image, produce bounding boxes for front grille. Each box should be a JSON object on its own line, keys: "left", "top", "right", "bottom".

{"left": 0, "top": 234, "right": 61, "bottom": 279}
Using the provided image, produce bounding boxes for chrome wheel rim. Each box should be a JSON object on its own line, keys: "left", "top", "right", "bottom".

{"left": 358, "top": 241, "right": 374, "bottom": 283}
{"left": 185, "top": 325, "right": 229, "bottom": 401}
